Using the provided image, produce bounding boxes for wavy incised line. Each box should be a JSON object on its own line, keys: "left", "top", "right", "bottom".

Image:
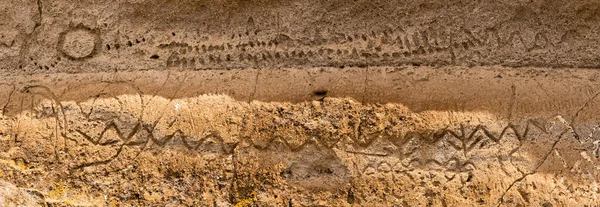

{"left": 74, "top": 121, "right": 140, "bottom": 145}
{"left": 158, "top": 27, "right": 560, "bottom": 70}
{"left": 13, "top": 83, "right": 553, "bottom": 171}
{"left": 384, "top": 120, "right": 547, "bottom": 155}
{"left": 68, "top": 116, "right": 550, "bottom": 171}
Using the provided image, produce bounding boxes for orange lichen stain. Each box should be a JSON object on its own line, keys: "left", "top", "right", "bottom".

{"left": 234, "top": 191, "right": 257, "bottom": 207}
{"left": 15, "top": 160, "right": 26, "bottom": 170}
{"left": 48, "top": 183, "right": 66, "bottom": 198}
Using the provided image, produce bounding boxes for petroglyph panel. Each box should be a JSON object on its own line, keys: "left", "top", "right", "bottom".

{"left": 2, "top": 0, "right": 600, "bottom": 206}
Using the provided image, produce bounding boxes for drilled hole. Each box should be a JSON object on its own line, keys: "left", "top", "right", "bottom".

{"left": 313, "top": 90, "right": 328, "bottom": 96}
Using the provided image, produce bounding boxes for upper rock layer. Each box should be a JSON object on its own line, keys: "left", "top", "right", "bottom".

{"left": 2, "top": 0, "right": 600, "bottom": 74}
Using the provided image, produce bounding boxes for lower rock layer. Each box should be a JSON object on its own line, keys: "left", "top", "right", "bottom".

{"left": 0, "top": 66, "right": 599, "bottom": 206}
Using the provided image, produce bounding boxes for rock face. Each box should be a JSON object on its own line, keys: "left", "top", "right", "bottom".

{"left": 1, "top": 0, "right": 600, "bottom": 206}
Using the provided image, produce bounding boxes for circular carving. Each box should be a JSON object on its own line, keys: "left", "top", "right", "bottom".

{"left": 58, "top": 24, "right": 100, "bottom": 60}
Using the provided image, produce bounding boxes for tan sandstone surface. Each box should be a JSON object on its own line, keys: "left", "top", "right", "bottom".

{"left": 1, "top": 0, "right": 600, "bottom": 206}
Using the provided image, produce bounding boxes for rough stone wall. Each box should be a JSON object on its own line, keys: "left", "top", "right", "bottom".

{"left": 1, "top": 0, "right": 600, "bottom": 206}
